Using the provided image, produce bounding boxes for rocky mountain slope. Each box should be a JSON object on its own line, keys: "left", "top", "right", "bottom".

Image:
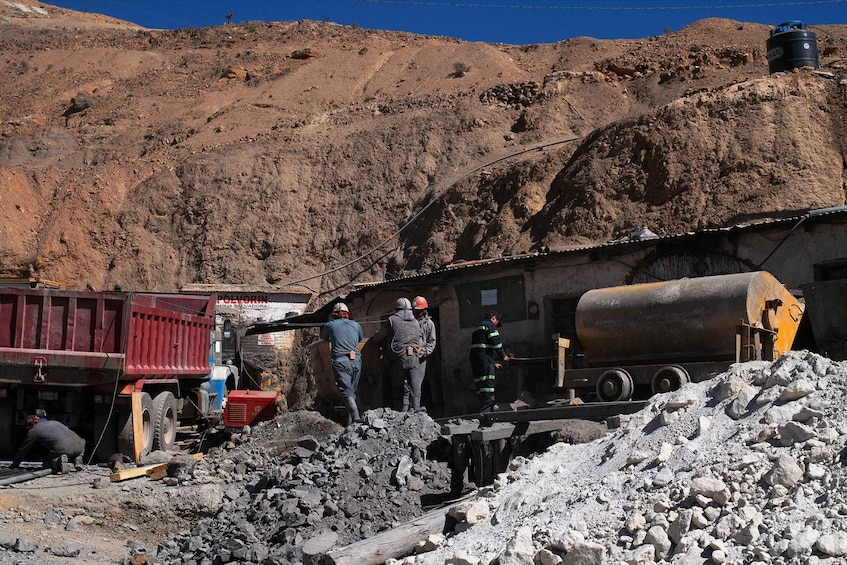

{"left": 1, "top": 2, "right": 845, "bottom": 297}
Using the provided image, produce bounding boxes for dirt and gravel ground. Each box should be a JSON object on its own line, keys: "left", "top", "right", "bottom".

{"left": 4, "top": 352, "right": 841, "bottom": 565}
{"left": 0, "top": 408, "right": 610, "bottom": 564}
{"left": 0, "top": 467, "right": 184, "bottom": 563}
{"left": 0, "top": 410, "right": 345, "bottom": 563}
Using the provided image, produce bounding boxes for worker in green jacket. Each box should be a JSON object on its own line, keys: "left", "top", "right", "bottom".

{"left": 469, "top": 311, "right": 510, "bottom": 412}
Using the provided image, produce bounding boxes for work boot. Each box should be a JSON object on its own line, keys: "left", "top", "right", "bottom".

{"left": 344, "top": 396, "right": 361, "bottom": 425}
{"left": 53, "top": 454, "right": 69, "bottom": 474}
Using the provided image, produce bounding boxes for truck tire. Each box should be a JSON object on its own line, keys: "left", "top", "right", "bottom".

{"left": 652, "top": 366, "right": 690, "bottom": 394}
{"left": 596, "top": 369, "right": 634, "bottom": 402}
{"left": 0, "top": 401, "right": 17, "bottom": 456}
{"left": 117, "top": 392, "right": 154, "bottom": 458}
{"left": 152, "top": 391, "right": 178, "bottom": 452}
{"left": 93, "top": 409, "right": 118, "bottom": 462}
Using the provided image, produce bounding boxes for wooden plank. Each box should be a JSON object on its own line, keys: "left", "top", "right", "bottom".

{"left": 322, "top": 494, "right": 474, "bottom": 565}
{"left": 440, "top": 421, "right": 479, "bottom": 436}
{"left": 145, "top": 464, "right": 169, "bottom": 481}
{"left": 557, "top": 336, "right": 568, "bottom": 389}
{"left": 471, "top": 422, "right": 516, "bottom": 442}
{"left": 110, "top": 462, "right": 164, "bottom": 482}
{"left": 110, "top": 453, "right": 202, "bottom": 482}
{"left": 470, "top": 419, "right": 569, "bottom": 442}
{"left": 131, "top": 391, "right": 143, "bottom": 463}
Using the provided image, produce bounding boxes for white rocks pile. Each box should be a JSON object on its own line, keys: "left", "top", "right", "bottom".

{"left": 404, "top": 350, "right": 847, "bottom": 564}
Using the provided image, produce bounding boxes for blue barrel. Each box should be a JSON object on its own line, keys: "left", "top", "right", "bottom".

{"left": 767, "top": 21, "right": 819, "bottom": 73}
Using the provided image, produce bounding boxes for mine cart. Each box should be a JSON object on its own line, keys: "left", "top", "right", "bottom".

{"left": 557, "top": 271, "right": 804, "bottom": 401}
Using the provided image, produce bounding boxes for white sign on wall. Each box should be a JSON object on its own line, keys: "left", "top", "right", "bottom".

{"left": 481, "top": 289, "right": 498, "bottom": 306}
{"left": 215, "top": 293, "right": 308, "bottom": 351}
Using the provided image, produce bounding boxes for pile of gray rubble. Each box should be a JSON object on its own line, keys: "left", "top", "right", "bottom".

{"left": 140, "top": 349, "right": 847, "bottom": 565}
{"left": 404, "top": 350, "right": 847, "bottom": 564}
{"left": 153, "top": 408, "right": 452, "bottom": 564}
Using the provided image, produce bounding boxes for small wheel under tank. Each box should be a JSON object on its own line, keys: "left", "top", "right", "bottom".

{"left": 596, "top": 369, "right": 634, "bottom": 402}
{"left": 652, "top": 365, "right": 690, "bottom": 394}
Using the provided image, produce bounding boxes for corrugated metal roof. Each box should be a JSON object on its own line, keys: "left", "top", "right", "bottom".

{"left": 181, "top": 283, "right": 314, "bottom": 296}
{"left": 350, "top": 207, "right": 847, "bottom": 289}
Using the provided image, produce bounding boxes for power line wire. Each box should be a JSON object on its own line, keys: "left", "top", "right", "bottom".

{"left": 282, "top": 136, "right": 581, "bottom": 288}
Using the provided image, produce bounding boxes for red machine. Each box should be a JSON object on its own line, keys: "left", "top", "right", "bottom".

{"left": 224, "top": 390, "right": 278, "bottom": 428}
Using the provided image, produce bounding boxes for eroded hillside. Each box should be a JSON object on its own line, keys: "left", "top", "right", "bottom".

{"left": 1, "top": 1, "right": 845, "bottom": 296}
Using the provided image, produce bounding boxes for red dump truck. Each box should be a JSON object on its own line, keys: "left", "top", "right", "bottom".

{"left": 0, "top": 288, "right": 238, "bottom": 462}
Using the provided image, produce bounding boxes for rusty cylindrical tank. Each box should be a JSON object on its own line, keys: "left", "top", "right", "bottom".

{"left": 575, "top": 271, "right": 804, "bottom": 366}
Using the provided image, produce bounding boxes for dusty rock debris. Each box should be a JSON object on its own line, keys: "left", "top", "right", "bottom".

{"left": 399, "top": 350, "right": 847, "bottom": 565}
{"left": 151, "top": 408, "right": 452, "bottom": 564}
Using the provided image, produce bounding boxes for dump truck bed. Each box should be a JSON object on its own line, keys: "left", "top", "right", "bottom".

{"left": 0, "top": 289, "right": 215, "bottom": 387}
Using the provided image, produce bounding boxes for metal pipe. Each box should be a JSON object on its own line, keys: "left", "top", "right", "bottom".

{"left": 757, "top": 205, "right": 847, "bottom": 269}
{"left": 0, "top": 468, "right": 52, "bottom": 486}
{"left": 0, "top": 460, "right": 42, "bottom": 469}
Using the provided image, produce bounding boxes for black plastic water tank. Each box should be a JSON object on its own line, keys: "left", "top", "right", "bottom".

{"left": 767, "top": 21, "right": 819, "bottom": 73}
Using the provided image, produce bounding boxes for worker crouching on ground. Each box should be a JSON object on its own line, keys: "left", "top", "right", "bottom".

{"left": 320, "top": 302, "right": 365, "bottom": 424}
{"left": 411, "top": 296, "right": 437, "bottom": 413}
{"left": 469, "top": 311, "right": 510, "bottom": 412}
{"left": 373, "top": 297, "right": 425, "bottom": 412}
{"left": 10, "top": 415, "right": 86, "bottom": 473}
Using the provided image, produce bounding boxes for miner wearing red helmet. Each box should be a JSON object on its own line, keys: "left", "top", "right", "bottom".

{"left": 410, "top": 296, "right": 437, "bottom": 413}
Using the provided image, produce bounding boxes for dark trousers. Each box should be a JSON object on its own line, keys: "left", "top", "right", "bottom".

{"left": 390, "top": 360, "right": 413, "bottom": 411}
{"left": 405, "top": 360, "right": 426, "bottom": 411}
{"left": 470, "top": 355, "right": 497, "bottom": 413}
{"left": 332, "top": 357, "right": 361, "bottom": 399}
{"left": 477, "top": 392, "right": 496, "bottom": 413}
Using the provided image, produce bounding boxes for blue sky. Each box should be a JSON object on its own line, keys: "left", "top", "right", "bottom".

{"left": 47, "top": 0, "right": 847, "bottom": 44}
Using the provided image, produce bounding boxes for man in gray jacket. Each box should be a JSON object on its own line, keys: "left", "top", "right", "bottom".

{"left": 411, "top": 296, "right": 437, "bottom": 412}
{"left": 11, "top": 415, "right": 85, "bottom": 473}
{"left": 373, "top": 297, "right": 424, "bottom": 412}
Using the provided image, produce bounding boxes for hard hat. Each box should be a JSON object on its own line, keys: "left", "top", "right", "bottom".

{"left": 333, "top": 302, "right": 349, "bottom": 313}
{"left": 394, "top": 297, "right": 412, "bottom": 310}
{"left": 412, "top": 296, "right": 428, "bottom": 310}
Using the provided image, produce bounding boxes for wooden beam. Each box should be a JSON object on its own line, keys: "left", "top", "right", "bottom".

{"left": 479, "top": 401, "right": 649, "bottom": 425}
{"left": 110, "top": 453, "right": 203, "bottom": 482}
{"left": 469, "top": 419, "right": 575, "bottom": 442}
{"left": 131, "top": 391, "right": 143, "bottom": 463}
{"left": 145, "top": 464, "right": 169, "bottom": 481}
{"left": 110, "top": 463, "right": 165, "bottom": 482}
{"left": 322, "top": 494, "right": 474, "bottom": 565}
{"left": 440, "top": 421, "right": 479, "bottom": 436}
